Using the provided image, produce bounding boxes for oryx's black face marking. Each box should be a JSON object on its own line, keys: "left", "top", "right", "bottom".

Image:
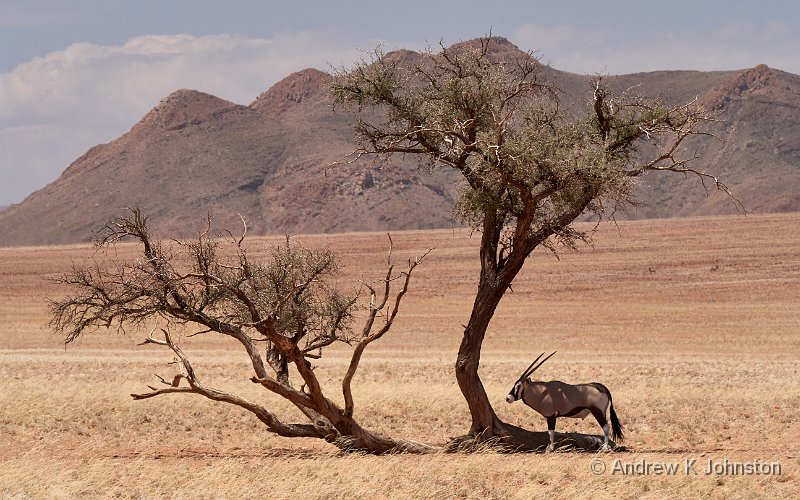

{"left": 506, "top": 380, "right": 523, "bottom": 403}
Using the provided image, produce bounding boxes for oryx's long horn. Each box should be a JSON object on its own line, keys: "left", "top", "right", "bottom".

{"left": 517, "top": 352, "right": 545, "bottom": 382}
{"left": 526, "top": 351, "right": 557, "bottom": 377}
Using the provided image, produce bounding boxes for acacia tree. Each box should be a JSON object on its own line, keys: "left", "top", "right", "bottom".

{"left": 331, "top": 36, "right": 730, "bottom": 449}
{"left": 50, "top": 208, "right": 435, "bottom": 454}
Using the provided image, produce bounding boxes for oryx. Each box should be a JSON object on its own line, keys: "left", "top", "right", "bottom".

{"left": 506, "top": 352, "right": 623, "bottom": 452}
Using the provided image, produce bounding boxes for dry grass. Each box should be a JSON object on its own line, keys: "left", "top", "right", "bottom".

{"left": 1, "top": 213, "right": 798, "bottom": 498}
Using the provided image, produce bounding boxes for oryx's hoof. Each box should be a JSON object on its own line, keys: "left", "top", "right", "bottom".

{"left": 546, "top": 444, "right": 555, "bottom": 453}
{"left": 600, "top": 443, "right": 612, "bottom": 452}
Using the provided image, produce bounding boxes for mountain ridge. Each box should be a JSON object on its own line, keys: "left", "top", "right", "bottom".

{"left": 1, "top": 38, "right": 798, "bottom": 246}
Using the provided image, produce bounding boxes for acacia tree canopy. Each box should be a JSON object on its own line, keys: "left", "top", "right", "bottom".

{"left": 331, "top": 36, "right": 730, "bottom": 447}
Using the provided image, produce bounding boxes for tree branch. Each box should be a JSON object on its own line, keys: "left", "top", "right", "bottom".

{"left": 342, "top": 242, "right": 431, "bottom": 417}
{"left": 131, "top": 328, "right": 323, "bottom": 438}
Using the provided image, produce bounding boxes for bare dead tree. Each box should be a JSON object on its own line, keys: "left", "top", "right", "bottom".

{"left": 50, "top": 208, "right": 435, "bottom": 454}
{"left": 331, "top": 36, "right": 735, "bottom": 450}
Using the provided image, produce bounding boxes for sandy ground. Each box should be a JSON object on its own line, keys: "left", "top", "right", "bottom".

{"left": 0, "top": 213, "right": 798, "bottom": 498}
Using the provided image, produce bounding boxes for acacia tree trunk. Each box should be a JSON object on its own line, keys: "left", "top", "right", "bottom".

{"left": 454, "top": 217, "right": 505, "bottom": 434}
{"left": 456, "top": 282, "right": 505, "bottom": 435}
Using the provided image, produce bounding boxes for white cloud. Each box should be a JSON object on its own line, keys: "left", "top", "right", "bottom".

{"left": 511, "top": 21, "right": 800, "bottom": 75}
{"left": 0, "top": 31, "right": 362, "bottom": 205}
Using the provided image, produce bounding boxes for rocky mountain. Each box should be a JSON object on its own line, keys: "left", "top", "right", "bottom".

{"left": 1, "top": 38, "right": 798, "bottom": 246}
{"left": 628, "top": 64, "right": 800, "bottom": 218}
{"left": 0, "top": 69, "right": 461, "bottom": 245}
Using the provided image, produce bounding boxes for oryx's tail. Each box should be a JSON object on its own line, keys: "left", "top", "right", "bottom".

{"left": 592, "top": 382, "right": 624, "bottom": 443}
{"left": 609, "top": 397, "right": 624, "bottom": 443}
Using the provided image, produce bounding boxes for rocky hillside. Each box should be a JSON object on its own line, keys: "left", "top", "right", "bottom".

{"left": 1, "top": 38, "right": 798, "bottom": 246}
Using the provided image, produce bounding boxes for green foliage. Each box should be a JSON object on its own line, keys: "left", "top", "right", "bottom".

{"left": 218, "top": 235, "right": 358, "bottom": 349}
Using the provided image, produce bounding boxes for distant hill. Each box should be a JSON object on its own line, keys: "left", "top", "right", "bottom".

{"left": 1, "top": 37, "right": 798, "bottom": 246}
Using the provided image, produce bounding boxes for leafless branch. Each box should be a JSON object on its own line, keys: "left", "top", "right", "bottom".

{"left": 342, "top": 242, "right": 431, "bottom": 417}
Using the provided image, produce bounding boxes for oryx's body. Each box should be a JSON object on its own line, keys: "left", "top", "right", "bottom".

{"left": 506, "top": 353, "right": 623, "bottom": 452}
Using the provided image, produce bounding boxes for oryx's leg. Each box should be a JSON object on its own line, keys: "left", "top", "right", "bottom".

{"left": 601, "top": 423, "right": 611, "bottom": 451}
{"left": 546, "top": 416, "right": 557, "bottom": 452}
{"left": 590, "top": 407, "right": 611, "bottom": 451}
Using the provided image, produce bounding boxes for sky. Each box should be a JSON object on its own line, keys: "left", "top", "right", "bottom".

{"left": 2, "top": 0, "right": 799, "bottom": 206}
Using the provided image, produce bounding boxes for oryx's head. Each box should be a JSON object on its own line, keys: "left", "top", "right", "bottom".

{"left": 506, "top": 351, "right": 556, "bottom": 403}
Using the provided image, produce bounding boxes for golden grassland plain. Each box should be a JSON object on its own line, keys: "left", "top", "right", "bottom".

{"left": 0, "top": 213, "right": 798, "bottom": 499}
